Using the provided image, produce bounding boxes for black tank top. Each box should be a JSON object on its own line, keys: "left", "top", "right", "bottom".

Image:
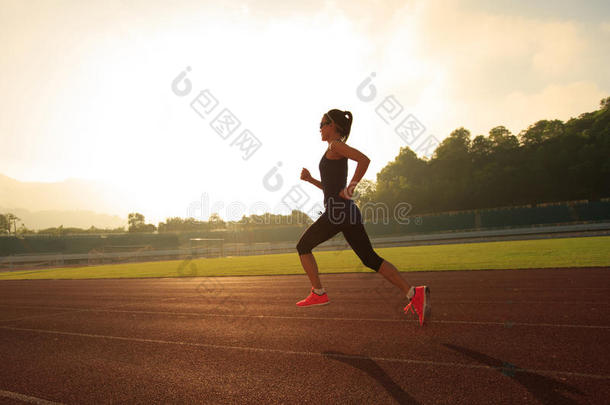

{"left": 319, "top": 151, "right": 348, "bottom": 204}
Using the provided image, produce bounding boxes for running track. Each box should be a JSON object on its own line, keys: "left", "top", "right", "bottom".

{"left": 0, "top": 268, "right": 608, "bottom": 404}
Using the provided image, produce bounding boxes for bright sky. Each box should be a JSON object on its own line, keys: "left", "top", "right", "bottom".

{"left": 2, "top": 0, "right": 609, "bottom": 224}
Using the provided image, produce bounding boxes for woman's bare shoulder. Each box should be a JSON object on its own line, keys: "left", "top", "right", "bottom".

{"left": 326, "top": 142, "right": 345, "bottom": 159}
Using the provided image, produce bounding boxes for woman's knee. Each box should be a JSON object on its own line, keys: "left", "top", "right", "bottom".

{"left": 362, "top": 254, "right": 384, "bottom": 272}
{"left": 296, "top": 238, "right": 312, "bottom": 255}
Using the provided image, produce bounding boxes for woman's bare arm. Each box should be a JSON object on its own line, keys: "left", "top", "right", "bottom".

{"left": 329, "top": 141, "right": 370, "bottom": 198}
{"left": 301, "top": 168, "right": 323, "bottom": 190}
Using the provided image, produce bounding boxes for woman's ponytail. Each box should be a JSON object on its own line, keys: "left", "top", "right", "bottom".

{"left": 326, "top": 109, "right": 354, "bottom": 142}
{"left": 343, "top": 110, "right": 353, "bottom": 142}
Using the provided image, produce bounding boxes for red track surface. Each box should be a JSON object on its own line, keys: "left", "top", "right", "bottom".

{"left": 0, "top": 268, "right": 609, "bottom": 404}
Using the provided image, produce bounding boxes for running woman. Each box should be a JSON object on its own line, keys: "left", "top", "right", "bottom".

{"left": 296, "top": 109, "right": 430, "bottom": 325}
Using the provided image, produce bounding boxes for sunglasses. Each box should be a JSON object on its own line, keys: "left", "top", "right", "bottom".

{"left": 320, "top": 120, "right": 332, "bottom": 129}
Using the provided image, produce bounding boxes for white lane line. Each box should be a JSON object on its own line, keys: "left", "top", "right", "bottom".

{"left": 0, "top": 295, "right": 189, "bottom": 323}
{"left": 91, "top": 309, "right": 610, "bottom": 329}
{"left": 0, "top": 389, "right": 64, "bottom": 405}
{"left": 431, "top": 301, "right": 610, "bottom": 305}
{"left": 0, "top": 309, "right": 92, "bottom": 323}
{"left": 2, "top": 299, "right": 609, "bottom": 308}
{"left": 432, "top": 320, "right": 610, "bottom": 329}
{"left": 1, "top": 325, "right": 608, "bottom": 381}
{"left": 1, "top": 305, "right": 609, "bottom": 329}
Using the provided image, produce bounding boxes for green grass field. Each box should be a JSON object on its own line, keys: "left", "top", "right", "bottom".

{"left": 0, "top": 236, "right": 608, "bottom": 280}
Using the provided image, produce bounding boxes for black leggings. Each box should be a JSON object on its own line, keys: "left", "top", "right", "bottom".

{"left": 296, "top": 212, "right": 385, "bottom": 272}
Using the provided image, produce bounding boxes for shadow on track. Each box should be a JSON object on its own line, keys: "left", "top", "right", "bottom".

{"left": 322, "top": 350, "right": 420, "bottom": 405}
{"left": 443, "top": 343, "right": 583, "bottom": 405}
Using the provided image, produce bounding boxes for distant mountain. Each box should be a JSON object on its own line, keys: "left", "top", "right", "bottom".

{"left": 0, "top": 174, "right": 128, "bottom": 230}
{"left": 0, "top": 207, "right": 125, "bottom": 230}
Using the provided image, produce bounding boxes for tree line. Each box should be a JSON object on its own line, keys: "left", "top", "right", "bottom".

{"left": 152, "top": 210, "right": 313, "bottom": 233}
{"left": 0, "top": 210, "right": 313, "bottom": 236}
{"left": 0, "top": 213, "right": 126, "bottom": 236}
{"left": 356, "top": 97, "right": 610, "bottom": 217}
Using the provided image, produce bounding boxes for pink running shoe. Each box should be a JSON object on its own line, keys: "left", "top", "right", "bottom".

{"left": 296, "top": 288, "right": 330, "bottom": 307}
{"left": 404, "top": 286, "right": 430, "bottom": 326}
